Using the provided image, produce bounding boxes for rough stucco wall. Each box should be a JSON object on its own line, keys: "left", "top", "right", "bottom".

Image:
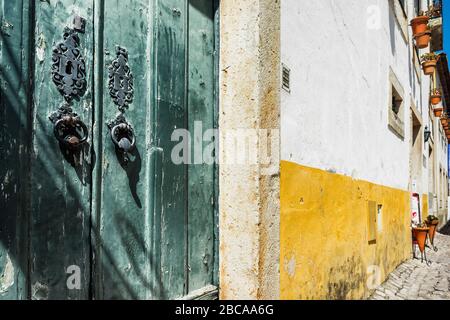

{"left": 219, "top": 0, "right": 280, "bottom": 300}
{"left": 280, "top": 0, "right": 433, "bottom": 300}
{"left": 433, "top": 74, "right": 449, "bottom": 223}
{"left": 281, "top": 162, "right": 411, "bottom": 300}
{"left": 281, "top": 0, "right": 430, "bottom": 192}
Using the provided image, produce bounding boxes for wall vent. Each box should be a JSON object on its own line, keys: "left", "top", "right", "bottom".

{"left": 282, "top": 64, "right": 291, "bottom": 93}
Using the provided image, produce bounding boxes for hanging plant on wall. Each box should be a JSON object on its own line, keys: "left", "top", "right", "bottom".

{"left": 410, "top": 11, "right": 429, "bottom": 36}
{"left": 410, "top": 11, "right": 430, "bottom": 36}
{"left": 415, "top": 31, "right": 432, "bottom": 49}
{"left": 434, "top": 107, "right": 443, "bottom": 117}
{"left": 426, "top": 2, "right": 442, "bottom": 19}
{"left": 431, "top": 88, "right": 442, "bottom": 105}
{"left": 411, "top": 12, "right": 431, "bottom": 49}
{"left": 421, "top": 53, "right": 440, "bottom": 75}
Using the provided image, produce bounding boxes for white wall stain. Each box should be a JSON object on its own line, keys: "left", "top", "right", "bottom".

{"left": 0, "top": 254, "right": 15, "bottom": 295}
{"left": 284, "top": 255, "right": 296, "bottom": 279}
{"left": 36, "top": 33, "right": 46, "bottom": 63}
{"left": 32, "top": 281, "right": 49, "bottom": 300}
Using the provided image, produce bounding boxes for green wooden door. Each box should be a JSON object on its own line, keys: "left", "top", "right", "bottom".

{"left": 0, "top": 0, "right": 218, "bottom": 300}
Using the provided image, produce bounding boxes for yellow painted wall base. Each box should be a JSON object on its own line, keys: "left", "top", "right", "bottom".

{"left": 281, "top": 161, "right": 411, "bottom": 300}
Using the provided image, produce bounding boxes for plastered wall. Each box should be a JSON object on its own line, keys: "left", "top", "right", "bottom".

{"left": 280, "top": 0, "right": 433, "bottom": 299}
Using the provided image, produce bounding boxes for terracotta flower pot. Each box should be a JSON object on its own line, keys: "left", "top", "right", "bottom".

{"left": 411, "top": 16, "right": 430, "bottom": 36}
{"left": 431, "top": 94, "right": 442, "bottom": 105}
{"left": 425, "top": 220, "right": 439, "bottom": 245}
{"left": 414, "top": 31, "right": 431, "bottom": 49}
{"left": 434, "top": 108, "right": 443, "bottom": 117}
{"left": 412, "top": 227, "right": 429, "bottom": 253}
{"left": 422, "top": 60, "right": 437, "bottom": 75}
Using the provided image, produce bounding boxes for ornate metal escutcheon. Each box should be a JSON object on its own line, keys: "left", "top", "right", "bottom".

{"left": 52, "top": 27, "right": 87, "bottom": 101}
{"left": 49, "top": 20, "right": 88, "bottom": 151}
{"left": 108, "top": 46, "right": 136, "bottom": 161}
{"left": 49, "top": 104, "right": 89, "bottom": 149}
{"left": 108, "top": 46, "right": 134, "bottom": 112}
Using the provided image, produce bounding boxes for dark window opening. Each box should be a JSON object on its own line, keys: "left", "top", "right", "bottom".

{"left": 392, "top": 85, "right": 403, "bottom": 115}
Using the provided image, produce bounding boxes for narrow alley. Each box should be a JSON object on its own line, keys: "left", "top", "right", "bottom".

{"left": 370, "top": 225, "right": 450, "bottom": 300}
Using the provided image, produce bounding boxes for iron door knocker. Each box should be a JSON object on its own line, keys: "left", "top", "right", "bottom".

{"left": 108, "top": 114, "right": 136, "bottom": 154}
{"left": 50, "top": 105, "right": 89, "bottom": 149}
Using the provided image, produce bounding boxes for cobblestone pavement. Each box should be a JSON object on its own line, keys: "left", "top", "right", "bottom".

{"left": 369, "top": 232, "right": 450, "bottom": 300}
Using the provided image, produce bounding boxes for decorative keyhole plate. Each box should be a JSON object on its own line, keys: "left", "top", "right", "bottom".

{"left": 108, "top": 46, "right": 134, "bottom": 112}
{"left": 51, "top": 27, "right": 87, "bottom": 101}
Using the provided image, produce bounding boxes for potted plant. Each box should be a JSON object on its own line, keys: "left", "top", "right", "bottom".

{"left": 415, "top": 30, "right": 432, "bottom": 49}
{"left": 426, "top": 215, "right": 439, "bottom": 226}
{"left": 427, "top": 3, "right": 442, "bottom": 19}
{"left": 425, "top": 215, "right": 439, "bottom": 251}
{"left": 434, "top": 107, "right": 443, "bottom": 117}
{"left": 410, "top": 12, "right": 430, "bottom": 36}
{"left": 431, "top": 88, "right": 442, "bottom": 105}
{"left": 421, "top": 53, "right": 440, "bottom": 75}
{"left": 412, "top": 223, "right": 430, "bottom": 254}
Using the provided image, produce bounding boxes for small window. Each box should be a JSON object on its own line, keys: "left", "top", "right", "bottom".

{"left": 391, "top": 0, "right": 409, "bottom": 41}
{"left": 388, "top": 69, "right": 405, "bottom": 139}
{"left": 391, "top": 87, "right": 403, "bottom": 114}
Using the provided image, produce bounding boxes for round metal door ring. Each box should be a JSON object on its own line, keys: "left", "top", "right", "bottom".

{"left": 53, "top": 117, "right": 89, "bottom": 148}
{"left": 110, "top": 123, "right": 136, "bottom": 152}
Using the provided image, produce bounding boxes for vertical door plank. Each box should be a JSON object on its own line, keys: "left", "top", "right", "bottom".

{"left": 95, "top": 0, "right": 153, "bottom": 300}
{"left": 187, "top": 0, "right": 216, "bottom": 294}
{"left": 153, "top": 0, "right": 188, "bottom": 299}
{"left": 212, "top": 0, "right": 220, "bottom": 288}
{"left": 29, "top": 0, "right": 93, "bottom": 300}
{"left": 0, "top": 0, "right": 32, "bottom": 300}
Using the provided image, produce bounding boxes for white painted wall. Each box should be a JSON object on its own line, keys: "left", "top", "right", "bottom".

{"left": 281, "top": 0, "right": 434, "bottom": 192}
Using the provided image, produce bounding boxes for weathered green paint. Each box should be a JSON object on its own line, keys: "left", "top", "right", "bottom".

{"left": 0, "top": 0, "right": 32, "bottom": 300}
{"left": 1, "top": 0, "right": 218, "bottom": 300}
{"left": 30, "top": 0, "right": 94, "bottom": 300}
{"left": 94, "top": 0, "right": 155, "bottom": 300}
{"left": 187, "top": 0, "right": 216, "bottom": 293}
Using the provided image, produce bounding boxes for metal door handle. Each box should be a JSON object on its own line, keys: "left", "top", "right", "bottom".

{"left": 50, "top": 105, "right": 88, "bottom": 149}
{"left": 110, "top": 122, "right": 136, "bottom": 153}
